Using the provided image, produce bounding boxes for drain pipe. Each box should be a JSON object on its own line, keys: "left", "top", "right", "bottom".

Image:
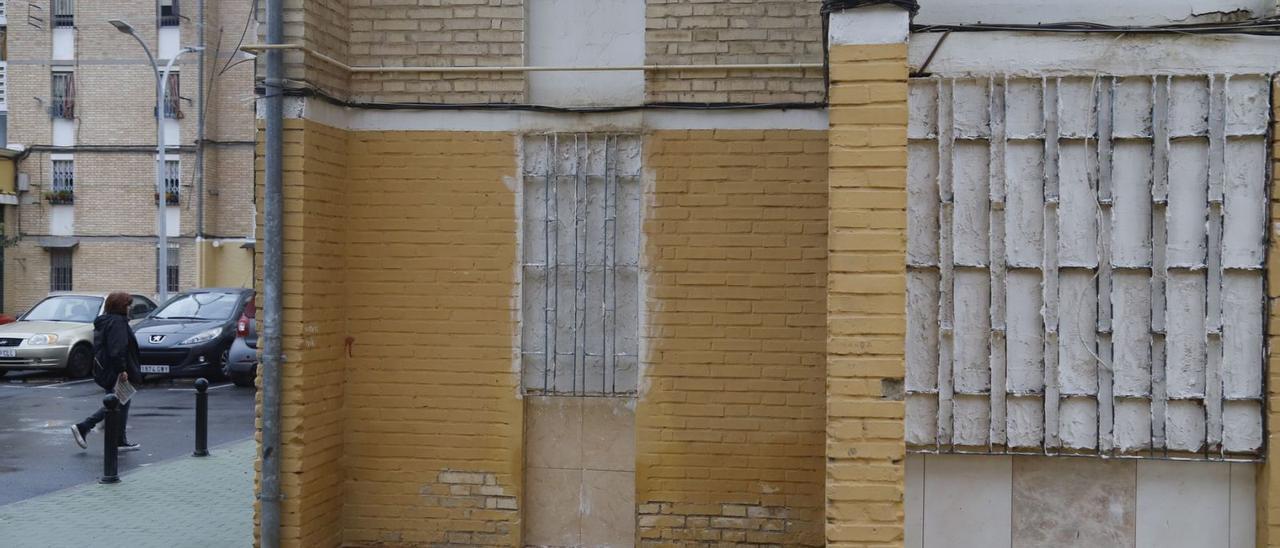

{"left": 259, "top": 0, "right": 284, "bottom": 543}
{"left": 195, "top": 0, "right": 207, "bottom": 270}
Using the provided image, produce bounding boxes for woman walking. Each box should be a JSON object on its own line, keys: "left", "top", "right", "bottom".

{"left": 70, "top": 291, "right": 142, "bottom": 451}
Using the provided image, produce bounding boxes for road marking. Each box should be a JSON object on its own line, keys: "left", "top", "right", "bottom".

{"left": 36, "top": 379, "right": 95, "bottom": 389}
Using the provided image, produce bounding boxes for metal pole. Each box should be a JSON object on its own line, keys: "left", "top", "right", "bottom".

{"left": 100, "top": 394, "right": 121, "bottom": 484}
{"left": 157, "top": 57, "right": 171, "bottom": 304}
{"left": 194, "top": 378, "right": 209, "bottom": 457}
{"left": 195, "top": 0, "right": 206, "bottom": 243}
{"left": 261, "top": 0, "right": 285, "bottom": 542}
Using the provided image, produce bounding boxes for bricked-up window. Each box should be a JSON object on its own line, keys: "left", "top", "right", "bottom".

{"left": 51, "top": 0, "right": 73, "bottom": 27}
{"left": 50, "top": 72, "right": 74, "bottom": 119}
{"left": 163, "top": 72, "right": 181, "bottom": 119}
{"left": 49, "top": 250, "right": 72, "bottom": 292}
{"left": 162, "top": 160, "right": 180, "bottom": 204}
{"left": 521, "top": 134, "right": 641, "bottom": 395}
{"left": 156, "top": 245, "right": 178, "bottom": 293}
{"left": 905, "top": 75, "right": 1270, "bottom": 459}
{"left": 159, "top": 0, "right": 180, "bottom": 27}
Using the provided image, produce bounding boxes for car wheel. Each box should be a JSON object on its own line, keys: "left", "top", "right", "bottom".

{"left": 65, "top": 345, "right": 94, "bottom": 379}
{"left": 231, "top": 367, "right": 256, "bottom": 388}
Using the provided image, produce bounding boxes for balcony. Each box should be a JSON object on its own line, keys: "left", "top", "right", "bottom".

{"left": 0, "top": 62, "right": 6, "bottom": 112}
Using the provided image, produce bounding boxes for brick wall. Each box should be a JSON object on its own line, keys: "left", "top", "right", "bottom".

{"left": 637, "top": 130, "right": 828, "bottom": 546}
{"left": 341, "top": 130, "right": 522, "bottom": 545}
{"left": 254, "top": 119, "right": 348, "bottom": 548}
{"left": 825, "top": 43, "right": 910, "bottom": 546}
{"left": 645, "top": 0, "right": 824, "bottom": 103}
{"left": 346, "top": 0, "right": 525, "bottom": 103}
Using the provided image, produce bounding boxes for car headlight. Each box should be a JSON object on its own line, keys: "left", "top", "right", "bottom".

{"left": 180, "top": 328, "right": 225, "bottom": 346}
{"left": 26, "top": 334, "right": 59, "bottom": 346}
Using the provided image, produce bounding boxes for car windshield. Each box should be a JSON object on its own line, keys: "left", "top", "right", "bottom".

{"left": 23, "top": 296, "right": 104, "bottom": 323}
{"left": 153, "top": 293, "right": 241, "bottom": 321}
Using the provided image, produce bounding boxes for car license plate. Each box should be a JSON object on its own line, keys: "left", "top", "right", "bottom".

{"left": 0, "top": 349, "right": 14, "bottom": 358}
{"left": 140, "top": 365, "right": 170, "bottom": 374}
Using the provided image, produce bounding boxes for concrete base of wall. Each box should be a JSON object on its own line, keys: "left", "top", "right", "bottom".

{"left": 906, "top": 454, "right": 1256, "bottom": 548}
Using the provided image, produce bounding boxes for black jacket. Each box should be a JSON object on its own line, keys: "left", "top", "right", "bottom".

{"left": 93, "top": 313, "right": 142, "bottom": 389}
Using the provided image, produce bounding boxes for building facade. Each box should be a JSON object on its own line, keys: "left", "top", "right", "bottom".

{"left": 255, "top": 0, "right": 1280, "bottom": 546}
{"left": 1, "top": 0, "right": 256, "bottom": 315}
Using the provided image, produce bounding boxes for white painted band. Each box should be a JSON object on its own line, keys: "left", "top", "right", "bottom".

{"left": 287, "top": 97, "right": 830, "bottom": 132}
{"left": 828, "top": 6, "right": 911, "bottom": 46}
{"left": 910, "top": 32, "right": 1280, "bottom": 76}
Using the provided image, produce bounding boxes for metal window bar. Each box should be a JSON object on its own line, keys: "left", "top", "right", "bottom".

{"left": 156, "top": 245, "right": 178, "bottom": 293}
{"left": 51, "top": 0, "right": 71, "bottom": 27}
{"left": 163, "top": 160, "right": 180, "bottom": 203}
{"left": 50, "top": 72, "right": 74, "bottom": 119}
{"left": 163, "top": 72, "right": 181, "bottom": 119}
{"left": 159, "top": 0, "right": 180, "bottom": 27}
{"left": 51, "top": 159, "right": 73, "bottom": 193}
{"left": 521, "top": 133, "right": 639, "bottom": 396}
{"left": 49, "top": 250, "right": 72, "bottom": 291}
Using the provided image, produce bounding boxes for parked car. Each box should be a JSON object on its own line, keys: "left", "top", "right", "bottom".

{"left": 133, "top": 288, "right": 254, "bottom": 380}
{"left": 224, "top": 294, "right": 258, "bottom": 387}
{"left": 0, "top": 292, "right": 157, "bottom": 378}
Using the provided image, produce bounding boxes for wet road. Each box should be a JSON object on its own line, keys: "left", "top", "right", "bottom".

{"left": 0, "top": 372, "right": 256, "bottom": 505}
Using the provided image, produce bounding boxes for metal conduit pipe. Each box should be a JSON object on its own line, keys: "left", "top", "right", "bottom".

{"left": 260, "top": 0, "right": 284, "bottom": 543}
{"left": 239, "top": 43, "right": 823, "bottom": 73}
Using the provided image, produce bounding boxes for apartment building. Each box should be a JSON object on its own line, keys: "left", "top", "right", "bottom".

{"left": 252, "top": 0, "right": 1280, "bottom": 546}
{"left": 0, "top": 0, "right": 256, "bottom": 314}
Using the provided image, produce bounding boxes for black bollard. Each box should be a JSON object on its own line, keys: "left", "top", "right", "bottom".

{"left": 194, "top": 378, "right": 209, "bottom": 457}
{"left": 100, "top": 394, "right": 120, "bottom": 484}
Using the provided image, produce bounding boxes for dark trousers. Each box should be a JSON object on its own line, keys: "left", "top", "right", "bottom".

{"left": 78, "top": 390, "right": 131, "bottom": 445}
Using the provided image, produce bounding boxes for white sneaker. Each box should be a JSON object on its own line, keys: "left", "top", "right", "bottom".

{"left": 118, "top": 441, "right": 141, "bottom": 452}
{"left": 70, "top": 425, "right": 87, "bottom": 450}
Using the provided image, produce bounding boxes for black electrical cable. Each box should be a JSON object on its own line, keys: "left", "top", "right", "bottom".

{"left": 821, "top": 0, "right": 919, "bottom": 16}
{"left": 259, "top": 85, "right": 827, "bottom": 113}
{"left": 914, "top": 16, "right": 1280, "bottom": 36}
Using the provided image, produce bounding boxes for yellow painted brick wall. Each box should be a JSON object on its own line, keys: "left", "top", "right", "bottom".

{"left": 637, "top": 129, "right": 828, "bottom": 546}
{"left": 339, "top": 130, "right": 523, "bottom": 546}
{"left": 255, "top": 119, "right": 348, "bottom": 548}
{"left": 1260, "top": 80, "right": 1280, "bottom": 547}
{"left": 825, "top": 43, "right": 910, "bottom": 547}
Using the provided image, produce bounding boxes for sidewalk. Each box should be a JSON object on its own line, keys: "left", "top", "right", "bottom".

{"left": 0, "top": 439, "right": 256, "bottom": 548}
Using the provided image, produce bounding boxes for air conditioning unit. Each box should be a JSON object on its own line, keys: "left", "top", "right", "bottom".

{"left": 17, "top": 172, "right": 29, "bottom": 192}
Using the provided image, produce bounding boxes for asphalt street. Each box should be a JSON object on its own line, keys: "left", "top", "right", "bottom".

{"left": 0, "top": 371, "right": 256, "bottom": 505}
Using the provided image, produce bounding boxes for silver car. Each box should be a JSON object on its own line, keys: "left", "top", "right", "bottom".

{"left": 0, "top": 293, "right": 157, "bottom": 378}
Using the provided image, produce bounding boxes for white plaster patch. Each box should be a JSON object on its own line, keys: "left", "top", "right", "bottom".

{"left": 909, "top": 33, "right": 1280, "bottom": 77}
{"left": 1059, "top": 396, "right": 1099, "bottom": 450}
{"left": 1222, "top": 137, "right": 1267, "bottom": 269}
{"left": 1113, "top": 398, "right": 1152, "bottom": 452}
{"left": 1005, "top": 396, "right": 1044, "bottom": 448}
{"left": 1220, "top": 273, "right": 1263, "bottom": 399}
{"left": 527, "top": 0, "right": 645, "bottom": 107}
{"left": 952, "top": 269, "right": 991, "bottom": 394}
{"left": 906, "top": 394, "right": 939, "bottom": 446}
{"left": 915, "top": 0, "right": 1276, "bottom": 27}
{"left": 828, "top": 6, "right": 909, "bottom": 46}
{"left": 907, "top": 143, "right": 940, "bottom": 266}
{"left": 906, "top": 270, "right": 940, "bottom": 392}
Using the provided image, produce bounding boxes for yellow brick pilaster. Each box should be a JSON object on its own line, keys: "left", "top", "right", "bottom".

{"left": 825, "top": 21, "right": 911, "bottom": 548}
{"left": 1260, "top": 80, "right": 1280, "bottom": 548}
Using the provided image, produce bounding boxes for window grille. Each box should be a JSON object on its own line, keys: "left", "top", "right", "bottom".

{"left": 50, "top": 72, "right": 74, "bottom": 119}
{"left": 156, "top": 245, "right": 179, "bottom": 293}
{"left": 521, "top": 134, "right": 642, "bottom": 396}
{"left": 50, "top": 250, "right": 72, "bottom": 291}
{"left": 51, "top": 0, "right": 72, "bottom": 27}
{"left": 159, "top": 0, "right": 180, "bottom": 27}
{"left": 162, "top": 160, "right": 180, "bottom": 204}
{"left": 163, "top": 72, "right": 181, "bottom": 119}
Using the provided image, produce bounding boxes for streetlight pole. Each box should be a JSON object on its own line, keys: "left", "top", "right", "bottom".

{"left": 108, "top": 19, "right": 201, "bottom": 303}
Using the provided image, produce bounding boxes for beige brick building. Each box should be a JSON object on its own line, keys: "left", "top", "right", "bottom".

{"left": 250, "top": 1, "right": 1280, "bottom": 547}
{"left": 1, "top": 0, "right": 256, "bottom": 315}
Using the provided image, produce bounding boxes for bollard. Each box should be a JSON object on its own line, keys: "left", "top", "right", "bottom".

{"left": 100, "top": 394, "right": 121, "bottom": 484}
{"left": 194, "top": 378, "right": 209, "bottom": 457}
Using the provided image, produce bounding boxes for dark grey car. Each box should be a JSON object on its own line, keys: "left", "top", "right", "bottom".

{"left": 133, "top": 288, "right": 253, "bottom": 380}
{"left": 224, "top": 293, "right": 258, "bottom": 387}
